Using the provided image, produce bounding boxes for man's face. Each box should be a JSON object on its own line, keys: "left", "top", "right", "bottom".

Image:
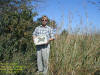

{"left": 41, "top": 17, "right": 48, "bottom": 26}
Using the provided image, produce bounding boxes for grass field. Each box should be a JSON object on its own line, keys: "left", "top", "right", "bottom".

{"left": 48, "top": 33, "right": 100, "bottom": 75}
{"left": 0, "top": 34, "right": 100, "bottom": 75}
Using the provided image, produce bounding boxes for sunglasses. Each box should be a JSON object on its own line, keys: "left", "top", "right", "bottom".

{"left": 41, "top": 19, "right": 48, "bottom": 21}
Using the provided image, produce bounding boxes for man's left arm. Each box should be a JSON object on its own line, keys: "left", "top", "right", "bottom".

{"left": 48, "top": 28, "right": 55, "bottom": 42}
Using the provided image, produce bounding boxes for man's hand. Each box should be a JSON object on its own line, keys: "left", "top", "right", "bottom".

{"left": 46, "top": 38, "right": 54, "bottom": 44}
{"left": 49, "top": 38, "right": 54, "bottom": 41}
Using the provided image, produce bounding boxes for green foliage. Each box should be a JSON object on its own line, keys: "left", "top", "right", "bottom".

{"left": 0, "top": 0, "right": 38, "bottom": 63}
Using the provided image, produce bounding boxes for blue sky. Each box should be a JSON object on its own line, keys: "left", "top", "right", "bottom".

{"left": 33, "top": 0, "right": 100, "bottom": 33}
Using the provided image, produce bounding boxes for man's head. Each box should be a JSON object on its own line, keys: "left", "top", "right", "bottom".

{"left": 41, "top": 16, "right": 48, "bottom": 26}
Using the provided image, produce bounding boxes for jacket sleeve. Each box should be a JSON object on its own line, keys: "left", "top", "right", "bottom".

{"left": 50, "top": 28, "right": 55, "bottom": 39}
{"left": 32, "top": 27, "right": 38, "bottom": 37}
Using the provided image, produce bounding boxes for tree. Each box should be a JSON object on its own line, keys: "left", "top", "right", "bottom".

{"left": 0, "top": 0, "right": 39, "bottom": 61}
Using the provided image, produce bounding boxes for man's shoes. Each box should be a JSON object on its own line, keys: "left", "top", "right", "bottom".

{"left": 43, "top": 70, "right": 47, "bottom": 75}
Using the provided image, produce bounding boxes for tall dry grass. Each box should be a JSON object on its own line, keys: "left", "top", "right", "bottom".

{"left": 48, "top": 12, "right": 100, "bottom": 75}
{"left": 49, "top": 34, "right": 100, "bottom": 75}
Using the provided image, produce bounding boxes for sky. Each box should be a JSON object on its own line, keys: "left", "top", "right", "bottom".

{"left": 33, "top": 0, "right": 100, "bottom": 34}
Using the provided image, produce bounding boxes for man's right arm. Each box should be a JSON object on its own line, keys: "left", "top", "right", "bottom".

{"left": 32, "top": 27, "right": 38, "bottom": 41}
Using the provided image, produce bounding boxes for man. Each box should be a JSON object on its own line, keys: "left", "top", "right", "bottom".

{"left": 32, "top": 16, "right": 55, "bottom": 75}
